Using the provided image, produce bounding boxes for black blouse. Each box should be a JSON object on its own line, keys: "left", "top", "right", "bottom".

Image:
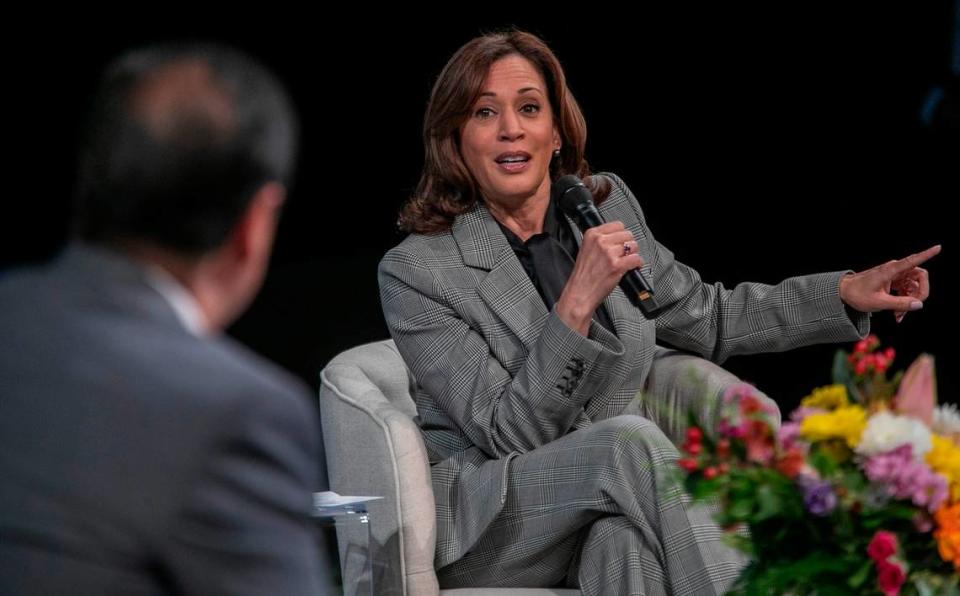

{"left": 495, "top": 198, "right": 616, "bottom": 334}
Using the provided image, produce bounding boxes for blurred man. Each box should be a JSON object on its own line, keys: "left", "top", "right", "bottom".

{"left": 0, "top": 44, "right": 333, "bottom": 595}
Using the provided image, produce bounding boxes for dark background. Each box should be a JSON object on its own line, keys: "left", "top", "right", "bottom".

{"left": 6, "top": 5, "right": 958, "bottom": 413}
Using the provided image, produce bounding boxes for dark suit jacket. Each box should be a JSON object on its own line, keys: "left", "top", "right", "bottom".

{"left": 379, "top": 172, "right": 869, "bottom": 567}
{"left": 0, "top": 244, "right": 330, "bottom": 595}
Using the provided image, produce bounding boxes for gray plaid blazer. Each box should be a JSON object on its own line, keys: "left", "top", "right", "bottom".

{"left": 379, "top": 172, "right": 868, "bottom": 568}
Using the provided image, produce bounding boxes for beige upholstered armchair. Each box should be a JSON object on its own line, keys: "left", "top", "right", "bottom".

{"left": 319, "top": 339, "right": 771, "bottom": 596}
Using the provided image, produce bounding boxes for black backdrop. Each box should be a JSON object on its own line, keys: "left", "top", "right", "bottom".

{"left": 6, "top": 5, "right": 957, "bottom": 412}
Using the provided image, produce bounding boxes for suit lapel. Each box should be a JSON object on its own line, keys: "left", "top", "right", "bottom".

{"left": 453, "top": 203, "right": 549, "bottom": 351}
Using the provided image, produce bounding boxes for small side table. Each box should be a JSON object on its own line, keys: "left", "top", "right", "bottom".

{"left": 314, "top": 494, "right": 379, "bottom": 596}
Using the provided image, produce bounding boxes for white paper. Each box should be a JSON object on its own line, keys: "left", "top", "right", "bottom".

{"left": 314, "top": 491, "right": 383, "bottom": 508}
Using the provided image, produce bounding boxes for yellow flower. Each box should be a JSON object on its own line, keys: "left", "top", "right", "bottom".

{"left": 800, "top": 384, "right": 849, "bottom": 411}
{"left": 927, "top": 435, "right": 960, "bottom": 502}
{"left": 799, "top": 405, "right": 867, "bottom": 448}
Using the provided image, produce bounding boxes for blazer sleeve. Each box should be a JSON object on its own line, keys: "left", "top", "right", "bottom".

{"left": 379, "top": 247, "right": 625, "bottom": 458}
{"left": 603, "top": 172, "right": 870, "bottom": 364}
{"left": 162, "top": 381, "right": 330, "bottom": 596}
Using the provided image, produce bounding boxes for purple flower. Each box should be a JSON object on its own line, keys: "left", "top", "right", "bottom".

{"left": 799, "top": 476, "right": 837, "bottom": 516}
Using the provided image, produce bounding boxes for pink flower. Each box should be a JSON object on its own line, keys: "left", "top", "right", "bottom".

{"left": 722, "top": 383, "right": 755, "bottom": 405}
{"left": 876, "top": 559, "right": 906, "bottom": 596}
{"left": 894, "top": 354, "right": 936, "bottom": 425}
{"left": 718, "top": 417, "right": 746, "bottom": 439}
{"left": 778, "top": 422, "right": 802, "bottom": 451}
{"left": 790, "top": 407, "right": 816, "bottom": 422}
{"left": 863, "top": 445, "right": 949, "bottom": 512}
{"left": 867, "top": 530, "right": 898, "bottom": 562}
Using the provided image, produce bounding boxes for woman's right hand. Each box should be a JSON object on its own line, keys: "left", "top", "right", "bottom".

{"left": 556, "top": 221, "right": 643, "bottom": 335}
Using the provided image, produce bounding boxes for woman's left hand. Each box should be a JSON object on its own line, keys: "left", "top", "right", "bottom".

{"left": 839, "top": 244, "right": 941, "bottom": 322}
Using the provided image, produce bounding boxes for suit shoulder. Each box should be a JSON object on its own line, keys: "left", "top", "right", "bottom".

{"left": 593, "top": 171, "right": 630, "bottom": 203}
{"left": 91, "top": 326, "right": 317, "bottom": 433}
{"left": 380, "top": 229, "right": 460, "bottom": 271}
{"left": 594, "top": 171, "right": 645, "bottom": 221}
{"left": 194, "top": 337, "right": 314, "bottom": 413}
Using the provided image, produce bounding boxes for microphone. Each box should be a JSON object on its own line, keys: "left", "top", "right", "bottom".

{"left": 554, "top": 175, "right": 662, "bottom": 318}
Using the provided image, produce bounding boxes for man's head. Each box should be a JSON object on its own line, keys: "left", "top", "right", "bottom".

{"left": 75, "top": 43, "right": 299, "bottom": 329}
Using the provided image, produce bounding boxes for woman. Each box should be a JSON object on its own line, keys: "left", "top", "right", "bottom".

{"left": 379, "top": 30, "right": 937, "bottom": 594}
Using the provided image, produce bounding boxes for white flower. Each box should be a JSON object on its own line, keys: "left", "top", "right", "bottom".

{"left": 855, "top": 411, "right": 932, "bottom": 460}
{"left": 932, "top": 403, "right": 960, "bottom": 436}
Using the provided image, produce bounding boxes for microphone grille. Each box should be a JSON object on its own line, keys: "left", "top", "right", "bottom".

{"left": 553, "top": 175, "right": 594, "bottom": 216}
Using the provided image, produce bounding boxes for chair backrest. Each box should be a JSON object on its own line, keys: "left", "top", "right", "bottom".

{"left": 319, "top": 340, "right": 439, "bottom": 596}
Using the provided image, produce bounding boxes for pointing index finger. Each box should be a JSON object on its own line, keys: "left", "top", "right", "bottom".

{"left": 888, "top": 244, "right": 941, "bottom": 276}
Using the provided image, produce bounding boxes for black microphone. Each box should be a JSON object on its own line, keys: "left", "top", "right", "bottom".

{"left": 554, "top": 175, "right": 662, "bottom": 318}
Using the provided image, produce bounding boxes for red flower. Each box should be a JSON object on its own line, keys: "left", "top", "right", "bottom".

{"left": 703, "top": 466, "right": 718, "bottom": 480}
{"left": 876, "top": 559, "right": 905, "bottom": 596}
{"left": 684, "top": 442, "right": 702, "bottom": 456}
{"left": 855, "top": 359, "right": 868, "bottom": 375}
{"left": 716, "top": 439, "right": 731, "bottom": 459}
{"left": 775, "top": 447, "right": 805, "bottom": 479}
{"left": 678, "top": 458, "right": 699, "bottom": 472}
{"left": 741, "top": 395, "right": 762, "bottom": 414}
{"left": 867, "top": 531, "right": 898, "bottom": 562}
{"left": 686, "top": 427, "right": 703, "bottom": 444}
{"left": 744, "top": 420, "right": 775, "bottom": 465}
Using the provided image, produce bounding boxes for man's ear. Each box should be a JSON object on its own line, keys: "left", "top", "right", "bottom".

{"left": 229, "top": 182, "right": 286, "bottom": 262}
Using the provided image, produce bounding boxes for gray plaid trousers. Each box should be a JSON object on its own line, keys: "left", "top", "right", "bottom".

{"left": 435, "top": 414, "right": 745, "bottom": 596}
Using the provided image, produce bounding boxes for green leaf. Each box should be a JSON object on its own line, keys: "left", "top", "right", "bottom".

{"left": 847, "top": 558, "right": 872, "bottom": 589}
{"left": 729, "top": 497, "right": 756, "bottom": 520}
{"left": 737, "top": 552, "right": 857, "bottom": 594}
{"left": 721, "top": 532, "right": 754, "bottom": 556}
{"left": 832, "top": 349, "right": 851, "bottom": 386}
{"left": 753, "top": 484, "right": 782, "bottom": 522}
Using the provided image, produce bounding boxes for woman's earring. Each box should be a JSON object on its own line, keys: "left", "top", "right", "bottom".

{"left": 552, "top": 148, "right": 561, "bottom": 160}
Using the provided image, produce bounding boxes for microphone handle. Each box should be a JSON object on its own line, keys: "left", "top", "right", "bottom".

{"left": 572, "top": 203, "right": 662, "bottom": 318}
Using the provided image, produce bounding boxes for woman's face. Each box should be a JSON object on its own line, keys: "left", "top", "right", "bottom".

{"left": 459, "top": 54, "right": 560, "bottom": 209}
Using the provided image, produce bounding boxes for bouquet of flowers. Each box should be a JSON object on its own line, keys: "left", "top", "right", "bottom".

{"left": 677, "top": 336, "right": 960, "bottom": 595}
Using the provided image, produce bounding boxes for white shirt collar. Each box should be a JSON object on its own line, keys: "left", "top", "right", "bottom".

{"left": 142, "top": 264, "right": 209, "bottom": 337}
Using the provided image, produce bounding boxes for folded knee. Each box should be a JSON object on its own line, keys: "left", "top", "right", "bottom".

{"left": 585, "top": 415, "right": 676, "bottom": 460}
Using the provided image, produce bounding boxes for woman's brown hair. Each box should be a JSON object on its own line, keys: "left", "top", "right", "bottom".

{"left": 399, "top": 30, "right": 609, "bottom": 234}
